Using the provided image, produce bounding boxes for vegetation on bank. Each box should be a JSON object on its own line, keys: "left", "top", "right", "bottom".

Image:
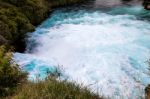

{"left": 0, "top": 46, "right": 101, "bottom": 99}
{"left": 0, "top": 0, "right": 82, "bottom": 52}
{"left": 10, "top": 77, "right": 101, "bottom": 99}
{"left": 0, "top": 46, "right": 27, "bottom": 97}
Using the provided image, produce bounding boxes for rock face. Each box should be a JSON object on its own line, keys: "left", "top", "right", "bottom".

{"left": 143, "top": 0, "right": 150, "bottom": 10}
{"left": 145, "top": 85, "right": 150, "bottom": 99}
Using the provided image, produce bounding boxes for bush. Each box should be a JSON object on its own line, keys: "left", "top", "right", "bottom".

{"left": 0, "top": 0, "right": 83, "bottom": 51}
{"left": 0, "top": 46, "right": 27, "bottom": 97}
{"left": 0, "top": 2, "right": 35, "bottom": 51}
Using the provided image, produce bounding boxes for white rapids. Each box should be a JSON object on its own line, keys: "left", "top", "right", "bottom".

{"left": 14, "top": 5, "right": 150, "bottom": 98}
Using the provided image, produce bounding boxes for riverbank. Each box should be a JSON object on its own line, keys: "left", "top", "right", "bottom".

{"left": 8, "top": 76, "right": 102, "bottom": 99}
{"left": 0, "top": 0, "right": 83, "bottom": 52}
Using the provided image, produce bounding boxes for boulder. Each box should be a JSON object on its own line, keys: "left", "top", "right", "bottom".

{"left": 145, "top": 85, "right": 150, "bottom": 99}
{"left": 143, "top": 0, "right": 150, "bottom": 10}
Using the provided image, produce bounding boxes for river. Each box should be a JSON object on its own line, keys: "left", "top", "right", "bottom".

{"left": 14, "top": 0, "right": 150, "bottom": 98}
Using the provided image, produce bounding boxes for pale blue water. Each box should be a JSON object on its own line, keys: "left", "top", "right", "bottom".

{"left": 14, "top": 3, "right": 150, "bottom": 99}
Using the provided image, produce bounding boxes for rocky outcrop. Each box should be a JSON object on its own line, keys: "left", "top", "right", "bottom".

{"left": 143, "top": 0, "right": 150, "bottom": 10}
{"left": 145, "top": 85, "right": 150, "bottom": 99}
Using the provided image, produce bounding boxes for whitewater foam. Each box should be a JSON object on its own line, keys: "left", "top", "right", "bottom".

{"left": 14, "top": 6, "right": 150, "bottom": 98}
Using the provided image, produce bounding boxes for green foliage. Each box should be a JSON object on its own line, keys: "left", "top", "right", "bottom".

{"left": 0, "top": 0, "right": 82, "bottom": 51}
{"left": 11, "top": 76, "right": 102, "bottom": 99}
{"left": 0, "top": 1, "right": 35, "bottom": 51}
{"left": 19, "top": 0, "right": 49, "bottom": 25}
{"left": 0, "top": 46, "right": 27, "bottom": 97}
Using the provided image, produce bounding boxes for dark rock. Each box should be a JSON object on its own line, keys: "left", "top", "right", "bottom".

{"left": 143, "top": 0, "right": 150, "bottom": 10}
{"left": 145, "top": 85, "right": 150, "bottom": 99}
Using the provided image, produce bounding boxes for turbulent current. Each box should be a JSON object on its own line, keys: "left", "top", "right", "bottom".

{"left": 14, "top": 2, "right": 150, "bottom": 99}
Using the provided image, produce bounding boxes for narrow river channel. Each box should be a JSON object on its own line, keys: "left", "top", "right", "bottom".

{"left": 14, "top": 0, "right": 150, "bottom": 98}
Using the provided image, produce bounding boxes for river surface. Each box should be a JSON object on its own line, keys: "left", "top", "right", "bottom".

{"left": 14, "top": 0, "right": 150, "bottom": 98}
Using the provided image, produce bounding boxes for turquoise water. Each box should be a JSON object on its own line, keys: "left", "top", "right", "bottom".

{"left": 14, "top": 3, "right": 150, "bottom": 99}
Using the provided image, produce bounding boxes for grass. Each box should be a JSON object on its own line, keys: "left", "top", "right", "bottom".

{"left": 7, "top": 76, "right": 102, "bottom": 99}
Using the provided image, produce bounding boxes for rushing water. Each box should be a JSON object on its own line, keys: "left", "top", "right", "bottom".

{"left": 14, "top": 0, "right": 150, "bottom": 98}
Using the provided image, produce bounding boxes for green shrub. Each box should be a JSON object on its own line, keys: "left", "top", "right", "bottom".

{"left": 0, "top": 0, "right": 82, "bottom": 51}
{"left": 0, "top": 46, "right": 27, "bottom": 97}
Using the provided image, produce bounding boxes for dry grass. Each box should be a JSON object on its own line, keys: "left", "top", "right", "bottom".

{"left": 8, "top": 76, "right": 102, "bottom": 99}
